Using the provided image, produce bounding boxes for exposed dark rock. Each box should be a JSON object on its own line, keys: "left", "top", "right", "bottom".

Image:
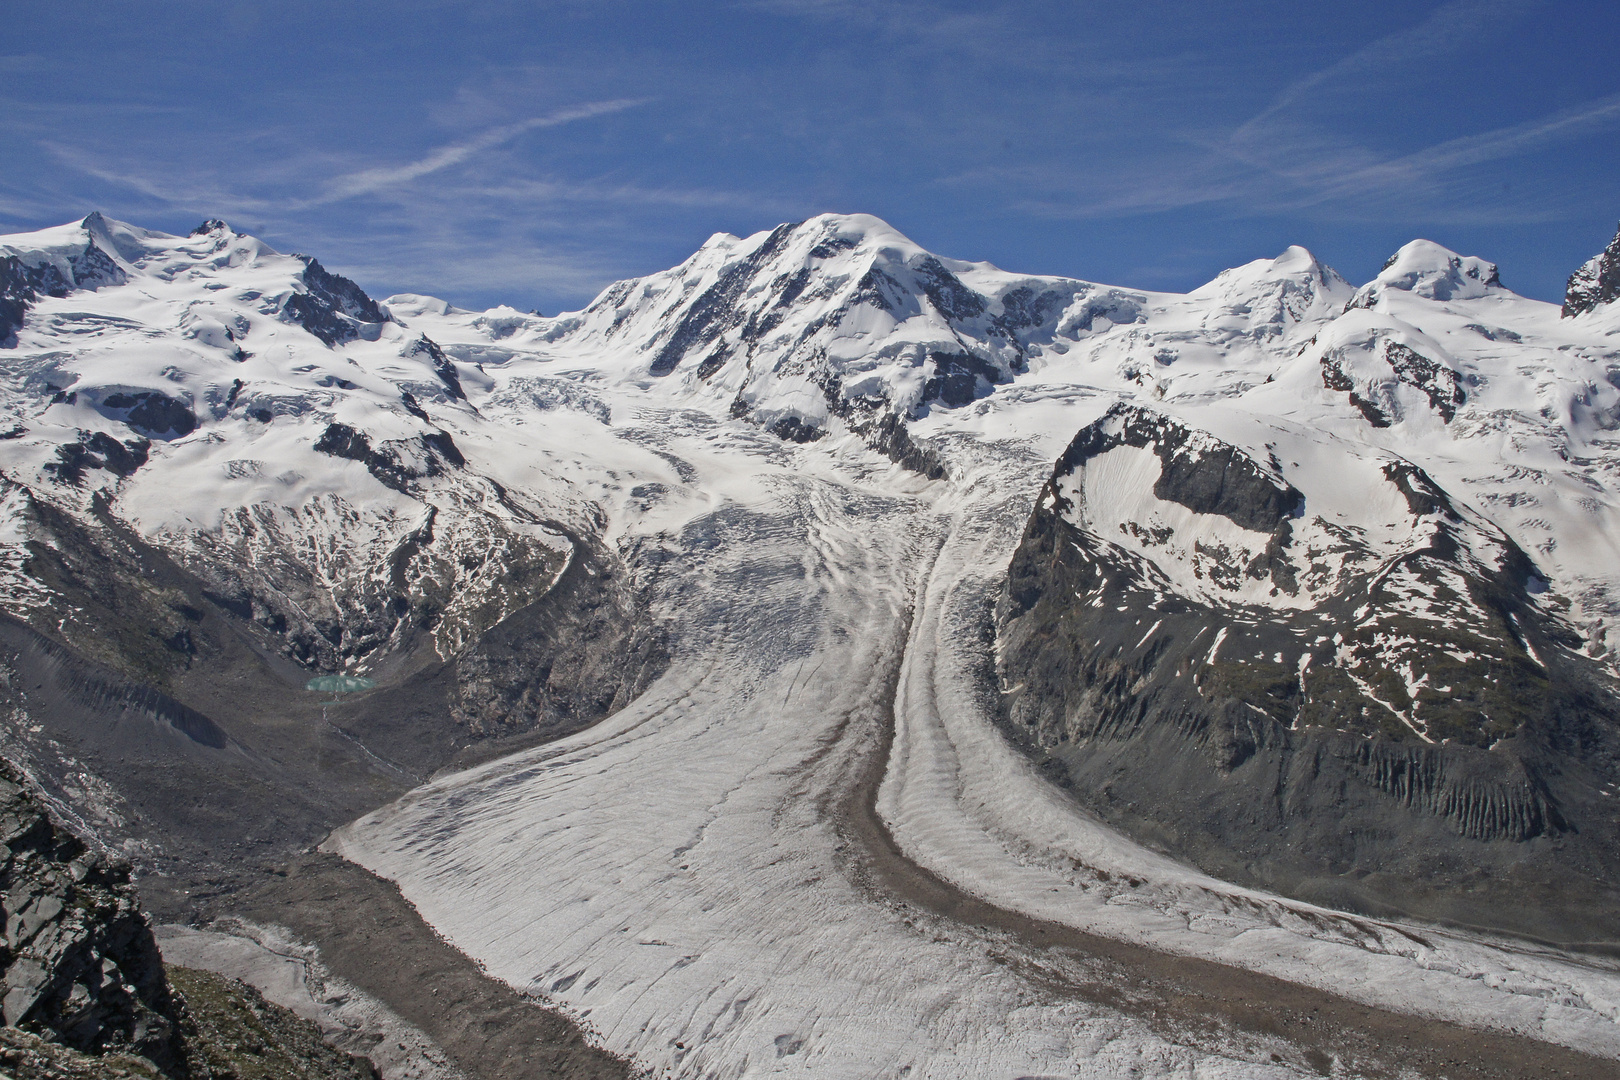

{"left": 0, "top": 759, "right": 184, "bottom": 1071}
{"left": 913, "top": 256, "right": 985, "bottom": 322}
{"left": 398, "top": 391, "right": 431, "bottom": 422}
{"left": 768, "top": 416, "right": 822, "bottom": 443}
{"left": 1321, "top": 353, "right": 1391, "bottom": 427}
{"left": 1061, "top": 288, "right": 1143, "bottom": 333}
{"left": 1052, "top": 404, "right": 1300, "bottom": 534}
{"left": 1320, "top": 341, "right": 1464, "bottom": 426}
{"left": 1464, "top": 323, "right": 1521, "bottom": 343}
{"left": 846, "top": 264, "right": 903, "bottom": 314}
{"left": 995, "top": 284, "right": 1068, "bottom": 331}
{"left": 994, "top": 410, "right": 1620, "bottom": 943}
{"left": 0, "top": 758, "right": 386, "bottom": 1080}
{"left": 695, "top": 345, "right": 730, "bottom": 381}
{"left": 187, "top": 221, "right": 228, "bottom": 238}
{"left": 281, "top": 258, "right": 386, "bottom": 347}
{"left": 43, "top": 434, "right": 150, "bottom": 486}
{"left": 95, "top": 393, "right": 196, "bottom": 440}
{"left": 402, "top": 336, "right": 465, "bottom": 401}
{"left": 862, "top": 412, "right": 947, "bottom": 480}
{"left": 445, "top": 531, "right": 667, "bottom": 739}
{"left": 64, "top": 246, "right": 124, "bottom": 295}
{"left": 1, "top": 241, "right": 126, "bottom": 349}
{"left": 807, "top": 236, "right": 857, "bottom": 260}
{"left": 1563, "top": 221, "right": 1620, "bottom": 317}
{"left": 1385, "top": 342, "right": 1465, "bottom": 421}
{"left": 648, "top": 224, "right": 797, "bottom": 376}
{"left": 419, "top": 431, "right": 464, "bottom": 469}
{"left": 921, "top": 350, "right": 1001, "bottom": 409}
{"left": 311, "top": 422, "right": 464, "bottom": 493}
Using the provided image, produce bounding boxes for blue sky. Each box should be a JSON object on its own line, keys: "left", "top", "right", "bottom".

{"left": 4, "top": 0, "right": 1618, "bottom": 312}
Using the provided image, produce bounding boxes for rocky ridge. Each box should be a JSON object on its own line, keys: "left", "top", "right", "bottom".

{"left": 0, "top": 758, "right": 181, "bottom": 1068}
{"left": 0, "top": 753, "right": 378, "bottom": 1078}
{"left": 994, "top": 404, "right": 1619, "bottom": 939}
{"left": 1564, "top": 221, "right": 1620, "bottom": 317}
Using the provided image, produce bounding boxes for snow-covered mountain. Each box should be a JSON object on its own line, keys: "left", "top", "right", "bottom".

{"left": 0, "top": 213, "right": 665, "bottom": 884}
{"left": 0, "top": 214, "right": 574, "bottom": 668}
{"left": 4, "top": 210, "right": 1620, "bottom": 1077}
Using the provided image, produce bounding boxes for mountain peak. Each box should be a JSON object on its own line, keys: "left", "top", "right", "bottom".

{"left": 1191, "top": 244, "right": 1346, "bottom": 292}
{"left": 1352, "top": 239, "right": 1501, "bottom": 307}
{"left": 1271, "top": 243, "right": 1325, "bottom": 273}
{"left": 1186, "top": 245, "right": 1352, "bottom": 337}
{"left": 1562, "top": 221, "right": 1620, "bottom": 317}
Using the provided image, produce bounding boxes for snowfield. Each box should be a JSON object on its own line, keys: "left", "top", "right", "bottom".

{"left": 5, "top": 212, "right": 1620, "bottom": 1076}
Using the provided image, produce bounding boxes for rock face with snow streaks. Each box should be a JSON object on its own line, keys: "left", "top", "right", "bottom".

{"left": 995, "top": 405, "right": 1620, "bottom": 937}
{"left": 1564, "top": 221, "right": 1620, "bottom": 317}
{"left": 522, "top": 213, "right": 1101, "bottom": 451}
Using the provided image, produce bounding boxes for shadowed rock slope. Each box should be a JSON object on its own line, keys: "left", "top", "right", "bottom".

{"left": 0, "top": 756, "right": 378, "bottom": 1078}
{"left": 995, "top": 405, "right": 1620, "bottom": 945}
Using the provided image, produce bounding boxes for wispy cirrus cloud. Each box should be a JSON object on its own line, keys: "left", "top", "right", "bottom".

{"left": 1229, "top": 0, "right": 1530, "bottom": 146}
{"left": 43, "top": 125, "right": 773, "bottom": 224}
{"left": 40, "top": 140, "right": 289, "bottom": 223}
{"left": 7, "top": 0, "right": 1614, "bottom": 305}
{"left": 1202, "top": 0, "right": 1579, "bottom": 214}
{"left": 1200, "top": 93, "right": 1620, "bottom": 220}
{"left": 33, "top": 93, "right": 778, "bottom": 306}
{"left": 964, "top": 0, "right": 1613, "bottom": 227}
{"left": 1344, "top": 92, "right": 1620, "bottom": 181}
{"left": 312, "top": 98, "right": 652, "bottom": 204}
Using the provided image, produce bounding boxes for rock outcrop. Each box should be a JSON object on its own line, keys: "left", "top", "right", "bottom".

{"left": 0, "top": 760, "right": 183, "bottom": 1069}
{"left": 994, "top": 405, "right": 1620, "bottom": 943}
{"left": 1563, "top": 222, "right": 1620, "bottom": 316}
{"left": 282, "top": 256, "right": 389, "bottom": 347}
{"left": 0, "top": 756, "right": 381, "bottom": 1079}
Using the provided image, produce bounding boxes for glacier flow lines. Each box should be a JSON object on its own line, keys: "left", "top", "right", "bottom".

{"left": 333, "top": 429, "right": 1620, "bottom": 1080}
{"left": 332, "top": 444, "right": 1335, "bottom": 1078}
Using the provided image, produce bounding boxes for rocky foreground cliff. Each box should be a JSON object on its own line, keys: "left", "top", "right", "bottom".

{"left": 0, "top": 754, "right": 377, "bottom": 1078}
